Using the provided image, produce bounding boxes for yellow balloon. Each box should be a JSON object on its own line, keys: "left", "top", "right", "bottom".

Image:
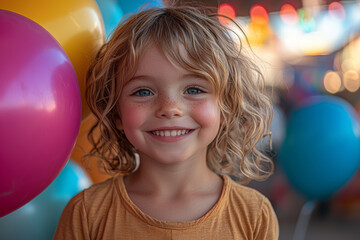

{"left": 1, "top": 0, "right": 105, "bottom": 119}
{"left": 71, "top": 114, "right": 111, "bottom": 183}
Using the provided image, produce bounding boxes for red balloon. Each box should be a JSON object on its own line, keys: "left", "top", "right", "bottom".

{"left": 0, "top": 10, "right": 81, "bottom": 217}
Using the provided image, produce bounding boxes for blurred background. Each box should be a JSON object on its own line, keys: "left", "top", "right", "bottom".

{"left": 1, "top": 0, "right": 360, "bottom": 239}
{"left": 188, "top": 0, "right": 360, "bottom": 239}
{"left": 192, "top": 0, "right": 360, "bottom": 239}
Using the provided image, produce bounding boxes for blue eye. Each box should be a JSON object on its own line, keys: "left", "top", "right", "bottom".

{"left": 134, "top": 89, "right": 153, "bottom": 96}
{"left": 185, "top": 87, "right": 203, "bottom": 95}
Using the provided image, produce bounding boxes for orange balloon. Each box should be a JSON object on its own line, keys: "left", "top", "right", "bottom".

{"left": 70, "top": 115, "right": 111, "bottom": 183}
{"left": 1, "top": 0, "right": 105, "bottom": 119}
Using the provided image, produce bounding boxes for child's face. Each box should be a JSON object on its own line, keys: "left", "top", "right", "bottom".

{"left": 117, "top": 45, "right": 221, "bottom": 165}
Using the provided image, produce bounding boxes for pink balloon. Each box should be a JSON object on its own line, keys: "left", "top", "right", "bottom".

{"left": 0, "top": 10, "right": 81, "bottom": 217}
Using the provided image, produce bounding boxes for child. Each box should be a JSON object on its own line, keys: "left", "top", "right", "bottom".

{"left": 54, "top": 5, "right": 279, "bottom": 239}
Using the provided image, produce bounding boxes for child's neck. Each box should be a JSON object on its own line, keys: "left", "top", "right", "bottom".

{"left": 123, "top": 162, "right": 223, "bottom": 222}
{"left": 125, "top": 160, "right": 220, "bottom": 198}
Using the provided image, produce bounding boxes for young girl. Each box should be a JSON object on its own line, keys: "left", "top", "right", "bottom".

{"left": 55, "top": 6, "right": 279, "bottom": 239}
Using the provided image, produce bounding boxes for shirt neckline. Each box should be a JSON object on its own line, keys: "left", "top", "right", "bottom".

{"left": 114, "top": 174, "right": 231, "bottom": 229}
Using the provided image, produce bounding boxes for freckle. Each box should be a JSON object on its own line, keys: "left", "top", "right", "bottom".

{"left": 133, "top": 102, "right": 147, "bottom": 107}
{"left": 189, "top": 101, "right": 205, "bottom": 111}
{"left": 157, "top": 97, "right": 175, "bottom": 106}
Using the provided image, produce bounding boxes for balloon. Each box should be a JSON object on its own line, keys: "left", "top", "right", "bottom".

{"left": 279, "top": 95, "right": 360, "bottom": 200}
{"left": 1, "top": 0, "right": 105, "bottom": 119}
{"left": 71, "top": 114, "right": 111, "bottom": 183}
{"left": 0, "top": 10, "right": 81, "bottom": 216}
{"left": 96, "top": 0, "right": 124, "bottom": 38}
{"left": 0, "top": 160, "right": 92, "bottom": 240}
{"left": 118, "top": 0, "right": 164, "bottom": 15}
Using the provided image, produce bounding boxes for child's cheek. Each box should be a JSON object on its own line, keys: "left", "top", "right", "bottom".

{"left": 121, "top": 104, "right": 148, "bottom": 130}
{"left": 191, "top": 100, "right": 221, "bottom": 130}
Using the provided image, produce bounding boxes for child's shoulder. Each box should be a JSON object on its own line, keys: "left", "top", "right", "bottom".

{"left": 226, "top": 175, "right": 266, "bottom": 197}
{"left": 67, "top": 175, "right": 122, "bottom": 213}
{"left": 223, "top": 176, "right": 279, "bottom": 238}
{"left": 84, "top": 175, "right": 120, "bottom": 197}
{"left": 84, "top": 175, "right": 118, "bottom": 194}
{"left": 224, "top": 175, "right": 273, "bottom": 213}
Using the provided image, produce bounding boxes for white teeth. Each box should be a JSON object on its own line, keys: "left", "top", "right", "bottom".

{"left": 152, "top": 130, "right": 190, "bottom": 137}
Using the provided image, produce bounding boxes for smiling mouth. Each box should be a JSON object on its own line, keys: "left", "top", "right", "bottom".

{"left": 151, "top": 129, "right": 191, "bottom": 137}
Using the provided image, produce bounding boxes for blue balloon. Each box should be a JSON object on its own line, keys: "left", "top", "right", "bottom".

{"left": 279, "top": 95, "right": 360, "bottom": 200}
{"left": 96, "top": 0, "right": 124, "bottom": 38}
{"left": 0, "top": 160, "right": 92, "bottom": 240}
{"left": 118, "top": 0, "right": 164, "bottom": 15}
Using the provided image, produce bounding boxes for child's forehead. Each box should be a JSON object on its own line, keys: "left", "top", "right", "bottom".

{"left": 138, "top": 41, "right": 190, "bottom": 67}
{"left": 131, "top": 45, "right": 206, "bottom": 83}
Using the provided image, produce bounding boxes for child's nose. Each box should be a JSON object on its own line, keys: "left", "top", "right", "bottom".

{"left": 155, "top": 96, "right": 184, "bottom": 119}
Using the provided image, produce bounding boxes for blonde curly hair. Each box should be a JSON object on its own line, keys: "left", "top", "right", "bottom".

{"left": 85, "top": 6, "right": 273, "bottom": 183}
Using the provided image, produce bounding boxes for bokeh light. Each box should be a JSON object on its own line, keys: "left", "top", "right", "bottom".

{"left": 329, "top": 1, "right": 346, "bottom": 19}
{"left": 298, "top": 9, "right": 316, "bottom": 33}
{"left": 323, "top": 71, "right": 342, "bottom": 94}
{"left": 217, "top": 3, "right": 236, "bottom": 24}
{"left": 280, "top": 3, "right": 298, "bottom": 26}
{"left": 250, "top": 4, "right": 268, "bottom": 25}
{"left": 341, "top": 59, "right": 358, "bottom": 72}
{"left": 343, "top": 70, "right": 360, "bottom": 92}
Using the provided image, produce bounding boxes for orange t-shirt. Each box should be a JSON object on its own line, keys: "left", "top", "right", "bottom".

{"left": 54, "top": 175, "right": 279, "bottom": 239}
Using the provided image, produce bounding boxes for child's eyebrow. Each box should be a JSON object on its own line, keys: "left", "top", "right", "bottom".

{"left": 123, "top": 75, "right": 152, "bottom": 86}
{"left": 183, "top": 74, "right": 211, "bottom": 85}
{"left": 180, "top": 74, "right": 210, "bottom": 84}
{"left": 182, "top": 73, "right": 203, "bottom": 79}
{"left": 128, "top": 75, "right": 148, "bottom": 81}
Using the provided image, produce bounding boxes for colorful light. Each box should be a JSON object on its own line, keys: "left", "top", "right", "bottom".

{"left": 217, "top": 3, "right": 236, "bottom": 24}
{"left": 323, "top": 71, "right": 342, "bottom": 94}
{"left": 343, "top": 70, "right": 360, "bottom": 92}
{"left": 298, "top": 9, "right": 316, "bottom": 33}
{"left": 250, "top": 4, "right": 268, "bottom": 25}
{"left": 280, "top": 3, "right": 298, "bottom": 25}
{"left": 329, "top": 2, "right": 346, "bottom": 19}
